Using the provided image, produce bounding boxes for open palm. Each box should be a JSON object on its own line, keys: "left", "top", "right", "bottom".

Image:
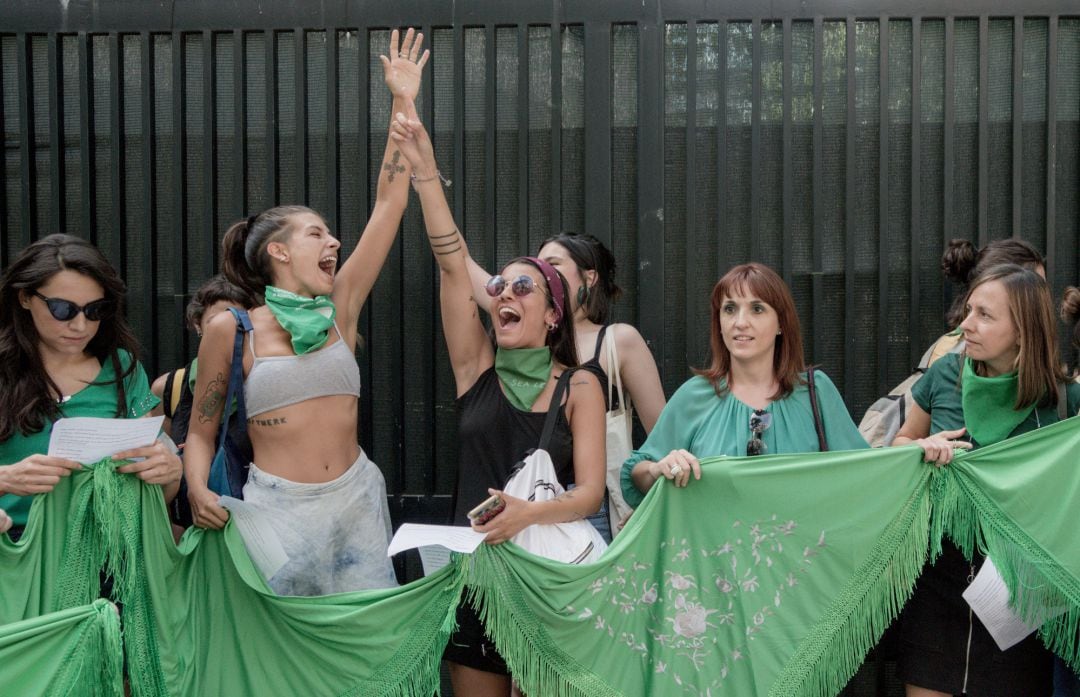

{"left": 381, "top": 28, "right": 429, "bottom": 103}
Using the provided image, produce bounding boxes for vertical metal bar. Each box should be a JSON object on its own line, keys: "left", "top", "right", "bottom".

{"left": 943, "top": 17, "right": 954, "bottom": 321}
{"left": 716, "top": 19, "right": 728, "bottom": 274}
{"left": 233, "top": 29, "right": 246, "bottom": 220}
{"left": 686, "top": 20, "right": 697, "bottom": 294}
{"left": 356, "top": 26, "right": 372, "bottom": 453}
{"left": 910, "top": 18, "right": 923, "bottom": 367}
{"left": 140, "top": 31, "right": 157, "bottom": 357}
{"left": 551, "top": 11, "right": 563, "bottom": 231}
{"left": 781, "top": 18, "right": 793, "bottom": 285}
{"left": 16, "top": 34, "right": 34, "bottom": 244}
{"left": 811, "top": 17, "right": 824, "bottom": 362}
{"left": 109, "top": 34, "right": 125, "bottom": 273}
{"left": 877, "top": 17, "right": 889, "bottom": 395}
{"left": 485, "top": 24, "right": 496, "bottom": 266}
{"left": 202, "top": 30, "right": 216, "bottom": 275}
{"left": 452, "top": 24, "right": 465, "bottom": 220}
{"left": 1045, "top": 17, "right": 1058, "bottom": 280}
{"left": 844, "top": 16, "right": 856, "bottom": 397}
{"left": 977, "top": 16, "right": 988, "bottom": 245}
{"left": 1011, "top": 15, "right": 1023, "bottom": 238}
{"left": 295, "top": 28, "right": 308, "bottom": 205}
{"left": 172, "top": 31, "right": 187, "bottom": 358}
{"left": 265, "top": 30, "right": 278, "bottom": 204}
{"left": 48, "top": 34, "right": 65, "bottom": 235}
{"left": 518, "top": 25, "right": 529, "bottom": 256}
{"left": 584, "top": 21, "right": 613, "bottom": 246}
{"left": 750, "top": 19, "right": 762, "bottom": 261}
{"left": 0, "top": 37, "right": 6, "bottom": 263}
{"left": 326, "top": 27, "right": 339, "bottom": 233}
{"left": 78, "top": 33, "right": 96, "bottom": 243}
{"left": 638, "top": 2, "right": 666, "bottom": 375}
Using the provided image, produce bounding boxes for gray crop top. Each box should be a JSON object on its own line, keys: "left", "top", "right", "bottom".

{"left": 244, "top": 324, "right": 362, "bottom": 418}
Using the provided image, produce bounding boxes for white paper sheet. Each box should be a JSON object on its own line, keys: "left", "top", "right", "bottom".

{"left": 47, "top": 416, "right": 164, "bottom": 464}
{"left": 219, "top": 496, "right": 290, "bottom": 581}
{"left": 387, "top": 523, "right": 487, "bottom": 575}
{"left": 963, "top": 557, "right": 1065, "bottom": 651}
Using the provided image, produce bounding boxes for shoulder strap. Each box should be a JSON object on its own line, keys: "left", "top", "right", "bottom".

{"left": 162, "top": 367, "right": 186, "bottom": 419}
{"left": 217, "top": 308, "right": 253, "bottom": 450}
{"left": 806, "top": 367, "right": 829, "bottom": 452}
{"left": 1059, "top": 381, "right": 1068, "bottom": 421}
{"left": 605, "top": 324, "right": 631, "bottom": 413}
{"left": 592, "top": 325, "right": 609, "bottom": 362}
{"left": 538, "top": 369, "right": 575, "bottom": 452}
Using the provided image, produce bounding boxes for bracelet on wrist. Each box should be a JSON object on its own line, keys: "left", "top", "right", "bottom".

{"left": 410, "top": 170, "right": 452, "bottom": 188}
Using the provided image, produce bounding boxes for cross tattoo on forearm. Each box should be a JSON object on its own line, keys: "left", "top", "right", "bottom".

{"left": 383, "top": 151, "right": 405, "bottom": 181}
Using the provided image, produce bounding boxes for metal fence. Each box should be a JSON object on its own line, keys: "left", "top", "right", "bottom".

{"left": 3, "top": 0, "right": 1079, "bottom": 528}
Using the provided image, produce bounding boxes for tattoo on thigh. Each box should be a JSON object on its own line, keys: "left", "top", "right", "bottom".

{"left": 196, "top": 372, "right": 226, "bottom": 424}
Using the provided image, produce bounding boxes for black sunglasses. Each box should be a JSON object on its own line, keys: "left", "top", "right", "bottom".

{"left": 746, "top": 409, "right": 773, "bottom": 456}
{"left": 485, "top": 274, "right": 546, "bottom": 299}
{"left": 33, "top": 292, "right": 115, "bottom": 322}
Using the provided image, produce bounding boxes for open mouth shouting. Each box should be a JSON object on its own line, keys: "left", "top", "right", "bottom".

{"left": 318, "top": 254, "right": 338, "bottom": 281}
{"left": 497, "top": 305, "right": 522, "bottom": 330}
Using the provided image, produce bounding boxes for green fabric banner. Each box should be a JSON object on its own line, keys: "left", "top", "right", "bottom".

{"left": 2, "top": 417, "right": 1078, "bottom": 696}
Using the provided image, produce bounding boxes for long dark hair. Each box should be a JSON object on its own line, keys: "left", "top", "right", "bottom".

{"left": 185, "top": 274, "right": 255, "bottom": 331}
{"left": 0, "top": 234, "right": 140, "bottom": 440}
{"left": 695, "top": 263, "right": 806, "bottom": 400}
{"left": 539, "top": 232, "right": 623, "bottom": 324}
{"left": 941, "top": 238, "right": 1044, "bottom": 327}
{"left": 503, "top": 257, "right": 578, "bottom": 369}
{"left": 1062, "top": 286, "right": 1080, "bottom": 376}
{"left": 222, "top": 205, "right": 316, "bottom": 300}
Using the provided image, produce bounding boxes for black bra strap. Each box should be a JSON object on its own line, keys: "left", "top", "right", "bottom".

{"left": 591, "top": 325, "right": 609, "bottom": 362}
{"left": 538, "top": 369, "right": 575, "bottom": 452}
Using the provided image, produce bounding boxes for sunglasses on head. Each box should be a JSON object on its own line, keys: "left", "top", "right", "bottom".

{"left": 746, "top": 409, "right": 773, "bottom": 457}
{"left": 485, "top": 274, "right": 546, "bottom": 299}
{"left": 33, "top": 292, "right": 115, "bottom": 322}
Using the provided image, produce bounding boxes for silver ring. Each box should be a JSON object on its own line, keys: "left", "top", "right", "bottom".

{"left": 398, "top": 52, "right": 407, "bottom": 58}
{"left": 669, "top": 464, "right": 683, "bottom": 476}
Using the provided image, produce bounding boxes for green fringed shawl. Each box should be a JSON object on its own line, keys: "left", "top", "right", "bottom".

{"left": 2, "top": 417, "right": 1079, "bottom": 696}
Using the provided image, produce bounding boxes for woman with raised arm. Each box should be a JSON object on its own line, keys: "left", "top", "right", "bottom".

{"left": 893, "top": 265, "right": 1080, "bottom": 697}
{"left": 0, "top": 234, "right": 180, "bottom": 542}
{"left": 390, "top": 109, "right": 606, "bottom": 695}
{"left": 182, "top": 29, "right": 428, "bottom": 596}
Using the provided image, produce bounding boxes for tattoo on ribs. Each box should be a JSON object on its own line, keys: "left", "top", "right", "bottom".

{"left": 196, "top": 372, "right": 227, "bottom": 424}
{"left": 248, "top": 417, "right": 288, "bottom": 427}
{"left": 383, "top": 150, "right": 405, "bottom": 182}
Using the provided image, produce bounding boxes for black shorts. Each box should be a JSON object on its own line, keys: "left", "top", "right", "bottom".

{"left": 442, "top": 598, "right": 509, "bottom": 676}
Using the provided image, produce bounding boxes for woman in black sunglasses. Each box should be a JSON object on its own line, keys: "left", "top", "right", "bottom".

{"left": 0, "top": 233, "right": 181, "bottom": 541}
{"left": 621, "top": 263, "right": 867, "bottom": 508}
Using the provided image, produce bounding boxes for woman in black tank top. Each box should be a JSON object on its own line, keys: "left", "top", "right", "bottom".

{"left": 392, "top": 108, "right": 607, "bottom": 696}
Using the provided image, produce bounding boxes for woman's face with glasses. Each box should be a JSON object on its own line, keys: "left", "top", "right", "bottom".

{"left": 487, "top": 262, "right": 555, "bottom": 349}
{"left": 21, "top": 270, "right": 108, "bottom": 357}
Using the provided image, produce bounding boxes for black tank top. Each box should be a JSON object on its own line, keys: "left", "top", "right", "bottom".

{"left": 453, "top": 367, "right": 576, "bottom": 525}
{"left": 581, "top": 325, "right": 618, "bottom": 411}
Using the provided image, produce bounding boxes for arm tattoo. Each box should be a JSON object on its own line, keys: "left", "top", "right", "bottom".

{"left": 554, "top": 489, "right": 585, "bottom": 520}
{"left": 383, "top": 150, "right": 405, "bottom": 182}
{"left": 196, "top": 372, "right": 226, "bottom": 424}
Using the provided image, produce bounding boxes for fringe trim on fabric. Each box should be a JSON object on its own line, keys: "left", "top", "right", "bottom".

{"left": 933, "top": 467, "right": 1080, "bottom": 673}
{"left": 339, "top": 557, "right": 468, "bottom": 697}
{"left": 47, "top": 599, "right": 125, "bottom": 697}
{"left": 770, "top": 468, "right": 933, "bottom": 697}
{"left": 465, "top": 547, "right": 624, "bottom": 697}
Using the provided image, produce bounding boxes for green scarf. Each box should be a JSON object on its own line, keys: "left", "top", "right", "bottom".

{"left": 962, "top": 356, "right": 1035, "bottom": 446}
{"left": 494, "top": 346, "right": 553, "bottom": 411}
{"left": 263, "top": 286, "right": 336, "bottom": 355}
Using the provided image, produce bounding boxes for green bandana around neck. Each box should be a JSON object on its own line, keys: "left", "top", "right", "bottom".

{"left": 263, "top": 286, "right": 336, "bottom": 355}
{"left": 961, "top": 356, "right": 1034, "bottom": 445}
{"left": 494, "top": 346, "right": 553, "bottom": 411}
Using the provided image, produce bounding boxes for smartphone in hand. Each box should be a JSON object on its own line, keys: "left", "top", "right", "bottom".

{"left": 467, "top": 494, "right": 505, "bottom": 525}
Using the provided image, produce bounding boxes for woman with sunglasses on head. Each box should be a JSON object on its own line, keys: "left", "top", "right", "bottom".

{"left": 622, "top": 263, "right": 867, "bottom": 508}
{"left": 892, "top": 265, "right": 1080, "bottom": 697}
{"left": 181, "top": 29, "right": 428, "bottom": 596}
{"left": 0, "top": 234, "right": 180, "bottom": 542}
{"left": 390, "top": 109, "right": 606, "bottom": 695}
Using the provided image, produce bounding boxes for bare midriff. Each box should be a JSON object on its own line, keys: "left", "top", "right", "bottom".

{"left": 246, "top": 394, "right": 360, "bottom": 482}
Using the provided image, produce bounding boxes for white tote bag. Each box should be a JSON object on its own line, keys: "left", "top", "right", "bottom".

{"left": 604, "top": 328, "right": 636, "bottom": 534}
{"left": 504, "top": 447, "right": 607, "bottom": 564}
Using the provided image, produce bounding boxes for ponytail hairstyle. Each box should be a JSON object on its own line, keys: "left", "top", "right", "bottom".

{"left": 222, "top": 205, "right": 316, "bottom": 300}
{"left": 942, "top": 238, "right": 1044, "bottom": 327}
{"left": 963, "top": 264, "right": 1065, "bottom": 409}
{"left": 539, "top": 232, "right": 623, "bottom": 324}
{"left": 0, "top": 234, "right": 140, "bottom": 440}
{"left": 502, "top": 256, "right": 579, "bottom": 369}
{"left": 1061, "top": 286, "right": 1080, "bottom": 374}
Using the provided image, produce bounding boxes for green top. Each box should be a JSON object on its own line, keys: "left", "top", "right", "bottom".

{"left": 0, "top": 350, "right": 159, "bottom": 527}
{"left": 911, "top": 352, "right": 1080, "bottom": 449}
{"left": 621, "top": 371, "right": 869, "bottom": 508}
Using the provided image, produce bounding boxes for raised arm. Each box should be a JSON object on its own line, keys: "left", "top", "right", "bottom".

{"left": 390, "top": 109, "right": 493, "bottom": 394}
{"left": 333, "top": 28, "right": 430, "bottom": 341}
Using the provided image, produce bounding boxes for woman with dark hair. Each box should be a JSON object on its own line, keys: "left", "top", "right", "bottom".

{"left": 893, "top": 264, "right": 1080, "bottom": 697}
{"left": 182, "top": 29, "right": 428, "bottom": 596}
{"left": 941, "top": 238, "right": 1045, "bottom": 327}
{"left": 622, "top": 262, "right": 867, "bottom": 507}
{"left": 0, "top": 234, "right": 181, "bottom": 541}
{"left": 1064, "top": 286, "right": 1080, "bottom": 372}
{"left": 390, "top": 107, "right": 606, "bottom": 695}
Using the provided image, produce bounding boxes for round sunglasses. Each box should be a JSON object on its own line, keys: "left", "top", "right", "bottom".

{"left": 33, "top": 291, "right": 115, "bottom": 322}
{"left": 485, "top": 274, "right": 548, "bottom": 299}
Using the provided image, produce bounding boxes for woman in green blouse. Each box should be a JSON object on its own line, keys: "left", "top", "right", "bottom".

{"left": 622, "top": 262, "right": 866, "bottom": 508}
{"left": 0, "top": 234, "right": 181, "bottom": 541}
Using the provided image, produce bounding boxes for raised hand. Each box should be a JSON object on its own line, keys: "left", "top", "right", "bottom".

{"left": 380, "top": 28, "right": 430, "bottom": 104}
{"left": 389, "top": 111, "right": 437, "bottom": 174}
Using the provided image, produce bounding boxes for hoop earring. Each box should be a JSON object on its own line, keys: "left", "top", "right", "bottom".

{"left": 546, "top": 322, "right": 557, "bottom": 332}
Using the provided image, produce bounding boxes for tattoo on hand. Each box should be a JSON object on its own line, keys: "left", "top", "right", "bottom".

{"left": 196, "top": 373, "right": 226, "bottom": 424}
{"left": 248, "top": 417, "right": 287, "bottom": 427}
{"left": 383, "top": 150, "right": 405, "bottom": 182}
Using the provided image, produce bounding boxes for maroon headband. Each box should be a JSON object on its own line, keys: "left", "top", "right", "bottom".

{"left": 524, "top": 256, "right": 565, "bottom": 327}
